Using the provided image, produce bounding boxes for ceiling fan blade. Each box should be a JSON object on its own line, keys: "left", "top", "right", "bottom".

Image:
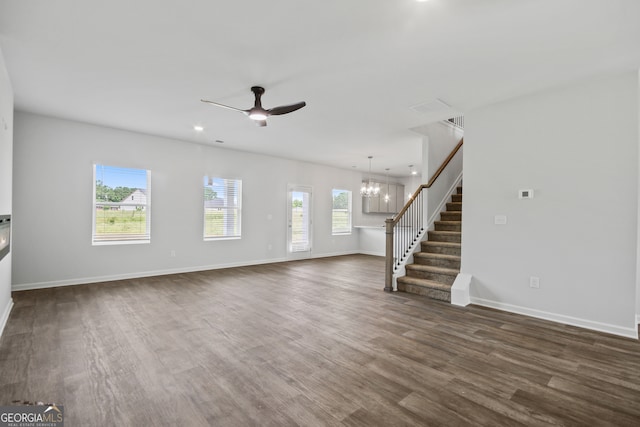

{"left": 200, "top": 99, "right": 247, "bottom": 114}
{"left": 255, "top": 120, "right": 267, "bottom": 127}
{"left": 267, "top": 102, "right": 306, "bottom": 116}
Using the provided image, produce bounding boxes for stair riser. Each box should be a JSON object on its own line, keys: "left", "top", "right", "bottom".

{"left": 406, "top": 268, "right": 456, "bottom": 285}
{"left": 421, "top": 243, "right": 461, "bottom": 256}
{"left": 446, "top": 202, "right": 462, "bottom": 212}
{"left": 451, "top": 194, "right": 462, "bottom": 203}
{"left": 428, "top": 231, "right": 461, "bottom": 243}
{"left": 414, "top": 256, "right": 461, "bottom": 270}
{"left": 440, "top": 212, "right": 462, "bottom": 221}
{"left": 457, "top": 186, "right": 463, "bottom": 195}
{"left": 434, "top": 222, "right": 462, "bottom": 232}
{"left": 397, "top": 282, "right": 451, "bottom": 302}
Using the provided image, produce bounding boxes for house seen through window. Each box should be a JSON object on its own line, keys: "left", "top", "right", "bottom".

{"left": 93, "top": 164, "right": 151, "bottom": 244}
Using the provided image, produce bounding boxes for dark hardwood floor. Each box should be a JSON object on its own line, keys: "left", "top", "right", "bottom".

{"left": 0, "top": 254, "right": 639, "bottom": 426}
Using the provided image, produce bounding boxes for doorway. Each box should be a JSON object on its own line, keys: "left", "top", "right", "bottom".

{"left": 287, "top": 185, "right": 312, "bottom": 258}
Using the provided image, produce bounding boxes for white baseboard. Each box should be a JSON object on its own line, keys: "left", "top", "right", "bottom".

{"left": 471, "top": 297, "right": 638, "bottom": 339}
{"left": 636, "top": 314, "right": 640, "bottom": 326}
{"left": 356, "top": 250, "right": 384, "bottom": 257}
{"left": 0, "top": 299, "right": 14, "bottom": 339}
{"left": 11, "top": 251, "right": 371, "bottom": 292}
{"left": 12, "top": 257, "right": 291, "bottom": 291}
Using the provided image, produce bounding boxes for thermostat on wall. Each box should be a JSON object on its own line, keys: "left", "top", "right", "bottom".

{"left": 519, "top": 189, "right": 534, "bottom": 199}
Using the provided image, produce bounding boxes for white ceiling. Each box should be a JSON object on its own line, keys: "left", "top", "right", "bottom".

{"left": 1, "top": 0, "right": 639, "bottom": 177}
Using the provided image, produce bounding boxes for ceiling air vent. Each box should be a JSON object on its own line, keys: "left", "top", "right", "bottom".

{"left": 410, "top": 98, "right": 451, "bottom": 115}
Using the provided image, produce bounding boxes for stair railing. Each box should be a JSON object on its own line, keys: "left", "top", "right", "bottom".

{"left": 384, "top": 138, "right": 464, "bottom": 291}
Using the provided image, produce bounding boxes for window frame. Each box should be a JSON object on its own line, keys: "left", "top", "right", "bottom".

{"left": 92, "top": 164, "right": 151, "bottom": 246}
{"left": 203, "top": 176, "right": 242, "bottom": 241}
{"left": 331, "top": 188, "right": 352, "bottom": 235}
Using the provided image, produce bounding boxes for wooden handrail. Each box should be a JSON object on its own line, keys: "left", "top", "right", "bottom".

{"left": 390, "top": 138, "right": 463, "bottom": 224}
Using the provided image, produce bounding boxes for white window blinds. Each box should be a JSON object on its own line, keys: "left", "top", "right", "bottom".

{"left": 204, "top": 176, "right": 242, "bottom": 239}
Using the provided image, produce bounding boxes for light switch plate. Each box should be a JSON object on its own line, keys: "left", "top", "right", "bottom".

{"left": 494, "top": 215, "right": 507, "bottom": 225}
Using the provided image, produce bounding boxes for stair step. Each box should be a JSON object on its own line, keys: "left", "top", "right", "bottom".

{"left": 421, "top": 241, "right": 461, "bottom": 256}
{"left": 397, "top": 276, "right": 452, "bottom": 302}
{"left": 428, "top": 230, "right": 461, "bottom": 243}
{"left": 440, "top": 211, "right": 462, "bottom": 221}
{"left": 434, "top": 221, "right": 462, "bottom": 232}
{"left": 456, "top": 186, "right": 463, "bottom": 195}
{"left": 405, "top": 264, "right": 458, "bottom": 285}
{"left": 413, "top": 252, "right": 461, "bottom": 269}
{"left": 446, "top": 202, "right": 462, "bottom": 212}
{"left": 451, "top": 194, "right": 462, "bottom": 203}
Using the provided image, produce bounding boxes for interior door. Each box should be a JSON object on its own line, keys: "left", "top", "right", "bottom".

{"left": 287, "top": 185, "right": 312, "bottom": 258}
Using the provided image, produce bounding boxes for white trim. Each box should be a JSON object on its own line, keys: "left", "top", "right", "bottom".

{"left": 11, "top": 250, "right": 365, "bottom": 292}
{"left": 0, "top": 299, "right": 14, "bottom": 339}
{"left": 451, "top": 273, "right": 471, "bottom": 306}
{"left": 471, "top": 297, "right": 639, "bottom": 339}
{"left": 636, "top": 314, "right": 640, "bottom": 326}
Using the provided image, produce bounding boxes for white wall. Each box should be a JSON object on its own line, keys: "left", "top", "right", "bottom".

{"left": 0, "top": 47, "right": 13, "bottom": 335}
{"left": 12, "top": 112, "right": 362, "bottom": 289}
{"left": 419, "top": 122, "right": 464, "bottom": 223}
{"left": 463, "top": 71, "right": 639, "bottom": 338}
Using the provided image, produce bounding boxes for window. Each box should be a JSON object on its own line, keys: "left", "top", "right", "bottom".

{"left": 204, "top": 176, "right": 242, "bottom": 239}
{"left": 332, "top": 189, "right": 352, "bottom": 235}
{"left": 93, "top": 164, "right": 151, "bottom": 245}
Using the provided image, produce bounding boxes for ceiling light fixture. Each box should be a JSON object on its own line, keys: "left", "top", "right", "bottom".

{"left": 194, "top": 125, "right": 204, "bottom": 132}
{"left": 408, "top": 165, "right": 416, "bottom": 200}
{"left": 248, "top": 111, "right": 267, "bottom": 121}
{"left": 384, "top": 168, "right": 391, "bottom": 203}
{"left": 360, "top": 156, "right": 380, "bottom": 198}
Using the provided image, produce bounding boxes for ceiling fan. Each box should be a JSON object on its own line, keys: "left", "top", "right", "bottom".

{"left": 201, "top": 86, "right": 306, "bottom": 127}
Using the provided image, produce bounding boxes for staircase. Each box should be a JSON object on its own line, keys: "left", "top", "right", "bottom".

{"left": 396, "top": 186, "right": 462, "bottom": 302}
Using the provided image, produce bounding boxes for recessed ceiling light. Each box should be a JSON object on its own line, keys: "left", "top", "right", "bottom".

{"left": 194, "top": 125, "right": 204, "bottom": 132}
{"left": 215, "top": 139, "right": 224, "bottom": 144}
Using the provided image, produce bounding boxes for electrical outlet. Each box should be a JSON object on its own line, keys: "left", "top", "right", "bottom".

{"left": 529, "top": 276, "right": 540, "bottom": 288}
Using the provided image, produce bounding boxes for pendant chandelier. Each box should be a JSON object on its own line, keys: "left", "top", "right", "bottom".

{"left": 384, "top": 168, "right": 390, "bottom": 203}
{"left": 360, "top": 156, "right": 380, "bottom": 198}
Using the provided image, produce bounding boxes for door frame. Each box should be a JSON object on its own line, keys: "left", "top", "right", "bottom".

{"left": 287, "top": 184, "right": 313, "bottom": 259}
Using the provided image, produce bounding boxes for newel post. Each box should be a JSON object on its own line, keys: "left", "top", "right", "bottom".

{"left": 384, "top": 218, "right": 394, "bottom": 292}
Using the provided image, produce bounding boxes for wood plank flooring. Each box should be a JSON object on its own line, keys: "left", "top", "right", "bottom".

{"left": 0, "top": 254, "right": 639, "bottom": 426}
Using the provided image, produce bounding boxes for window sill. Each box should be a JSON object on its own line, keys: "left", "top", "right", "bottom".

{"left": 204, "top": 236, "right": 242, "bottom": 242}
{"left": 92, "top": 239, "right": 150, "bottom": 246}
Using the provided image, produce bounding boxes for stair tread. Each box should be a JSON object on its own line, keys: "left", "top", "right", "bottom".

{"left": 435, "top": 220, "right": 462, "bottom": 224}
{"left": 405, "top": 264, "right": 459, "bottom": 275}
{"left": 422, "top": 241, "right": 461, "bottom": 248}
{"left": 414, "top": 252, "right": 461, "bottom": 260}
{"left": 397, "top": 276, "right": 452, "bottom": 292}
{"left": 429, "top": 230, "right": 461, "bottom": 235}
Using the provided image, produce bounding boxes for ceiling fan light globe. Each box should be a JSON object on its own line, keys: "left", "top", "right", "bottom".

{"left": 249, "top": 111, "right": 267, "bottom": 121}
